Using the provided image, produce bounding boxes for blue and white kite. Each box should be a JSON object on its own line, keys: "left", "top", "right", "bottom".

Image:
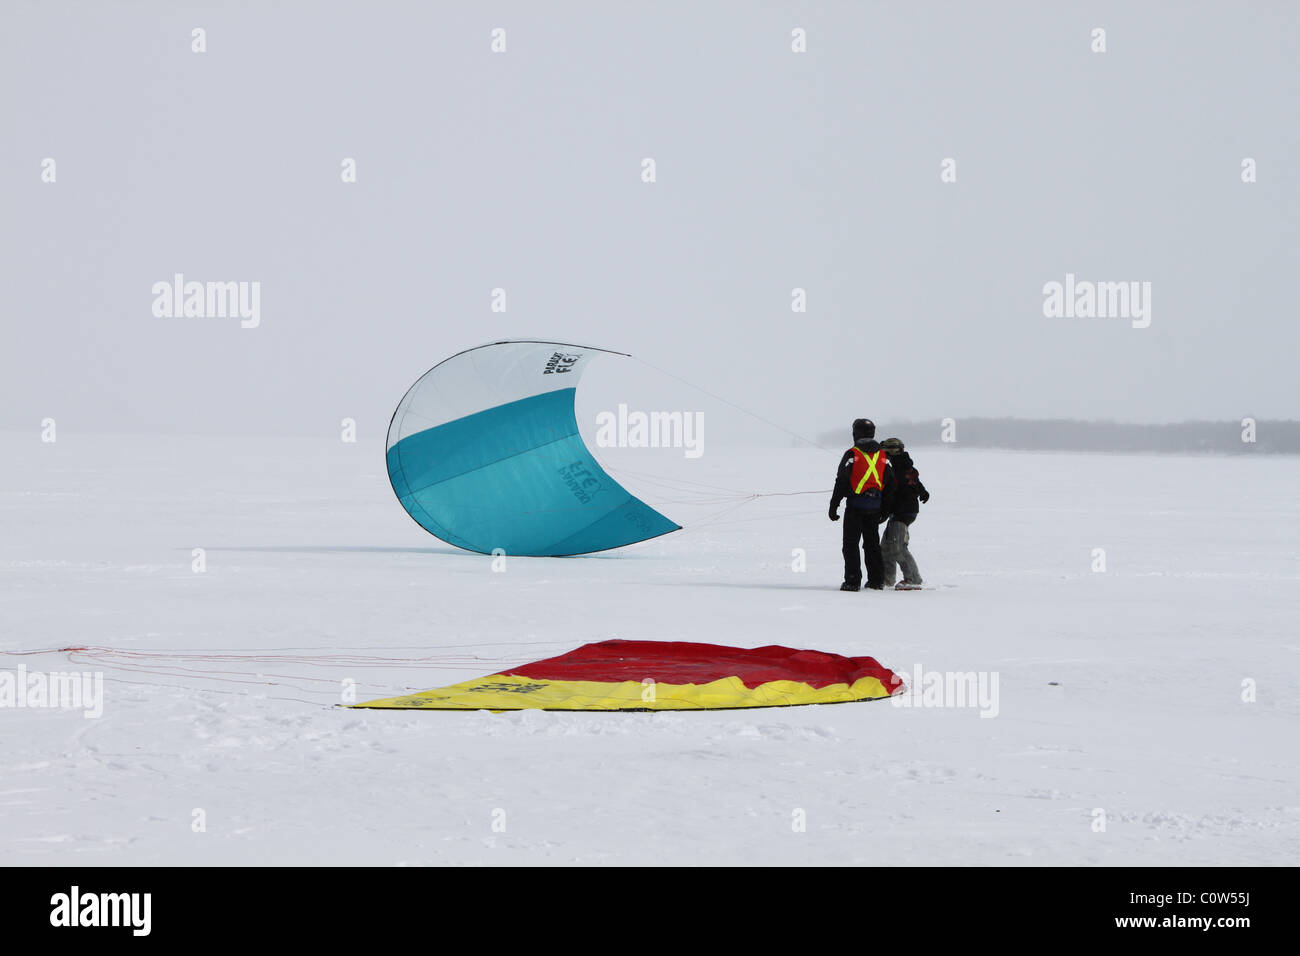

{"left": 386, "top": 340, "right": 681, "bottom": 556}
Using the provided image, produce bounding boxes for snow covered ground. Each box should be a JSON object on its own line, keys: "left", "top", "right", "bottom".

{"left": 2, "top": 431, "right": 1298, "bottom": 865}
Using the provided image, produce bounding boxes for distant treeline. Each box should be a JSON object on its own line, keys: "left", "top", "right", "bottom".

{"left": 816, "top": 419, "right": 1300, "bottom": 454}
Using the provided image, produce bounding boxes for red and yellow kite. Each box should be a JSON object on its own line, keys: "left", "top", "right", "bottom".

{"left": 353, "top": 639, "right": 903, "bottom": 711}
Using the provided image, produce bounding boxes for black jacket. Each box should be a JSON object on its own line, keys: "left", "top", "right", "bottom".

{"left": 885, "top": 450, "right": 929, "bottom": 518}
{"left": 830, "top": 440, "right": 896, "bottom": 516}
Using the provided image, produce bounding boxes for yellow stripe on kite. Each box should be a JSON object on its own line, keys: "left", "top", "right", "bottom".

{"left": 352, "top": 672, "right": 897, "bottom": 711}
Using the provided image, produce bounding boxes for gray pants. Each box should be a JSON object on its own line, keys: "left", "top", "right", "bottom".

{"left": 881, "top": 517, "right": 921, "bottom": 586}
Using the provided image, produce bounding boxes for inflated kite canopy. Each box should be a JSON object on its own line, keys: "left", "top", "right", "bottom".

{"left": 386, "top": 341, "right": 681, "bottom": 556}
{"left": 353, "top": 640, "right": 904, "bottom": 711}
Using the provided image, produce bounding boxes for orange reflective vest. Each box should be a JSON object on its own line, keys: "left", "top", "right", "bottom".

{"left": 850, "top": 448, "right": 886, "bottom": 494}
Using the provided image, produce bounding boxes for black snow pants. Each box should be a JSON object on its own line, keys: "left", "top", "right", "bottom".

{"left": 842, "top": 507, "right": 884, "bottom": 588}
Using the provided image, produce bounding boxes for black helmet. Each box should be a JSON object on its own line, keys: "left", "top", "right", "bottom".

{"left": 881, "top": 437, "right": 904, "bottom": 455}
{"left": 852, "top": 418, "right": 876, "bottom": 441}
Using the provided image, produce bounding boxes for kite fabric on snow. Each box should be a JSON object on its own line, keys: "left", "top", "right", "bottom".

{"left": 352, "top": 640, "right": 904, "bottom": 711}
{"left": 386, "top": 340, "right": 680, "bottom": 556}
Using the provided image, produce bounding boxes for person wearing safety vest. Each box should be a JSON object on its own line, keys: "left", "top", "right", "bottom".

{"left": 828, "top": 418, "right": 896, "bottom": 591}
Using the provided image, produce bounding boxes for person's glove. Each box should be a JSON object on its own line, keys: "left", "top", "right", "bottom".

{"left": 828, "top": 504, "right": 840, "bottom": 522}
{"left": 919, "top": 490, "right": 930, "bottom": 504}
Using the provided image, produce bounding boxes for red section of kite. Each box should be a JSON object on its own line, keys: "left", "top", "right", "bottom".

{"left": 505, "top": 639, "right": 902, "bottom": 692}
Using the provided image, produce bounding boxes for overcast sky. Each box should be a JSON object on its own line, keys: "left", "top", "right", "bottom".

{"left": 3, "top": 1, "right": 1297, "bottom": 439}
